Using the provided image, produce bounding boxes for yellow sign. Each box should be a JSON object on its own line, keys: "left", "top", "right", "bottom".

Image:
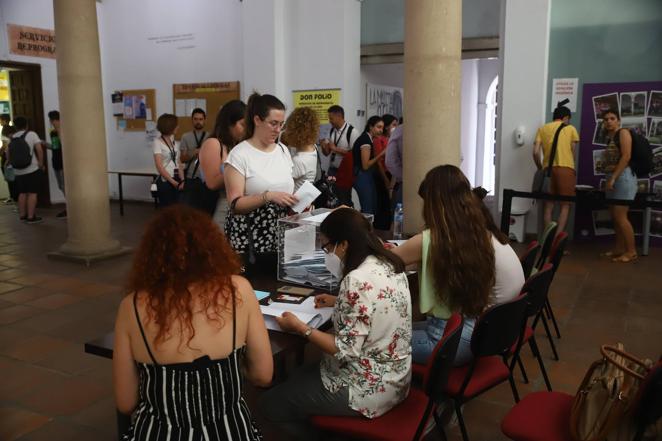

{"left": 7, "top": 24, "right": 56, "bottom": 59}
{"left": 0, "top": 71, "right": 9, "bottom": 101}
{"left": 292, "top": 89, "right": 341, "bottom": 124}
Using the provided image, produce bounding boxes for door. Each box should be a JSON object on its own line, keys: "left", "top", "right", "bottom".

{"left": 6, "top": 64, "right": 50, "bottom": 206}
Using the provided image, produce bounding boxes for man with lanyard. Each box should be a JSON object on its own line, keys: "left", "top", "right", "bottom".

{"left": 321, "top": 105, "right": 359, "bottom": 176}
{"left": 179, "top": 108, "right": 208, "bottom": 180}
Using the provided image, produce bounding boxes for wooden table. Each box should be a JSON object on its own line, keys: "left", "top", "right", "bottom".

{"left": 84, "top": 270, "right": 326, "bottom": 437}
{"left": 107, "top": 169, "right": 159, "bottom": 216}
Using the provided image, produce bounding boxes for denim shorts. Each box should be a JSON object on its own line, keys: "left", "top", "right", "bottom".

{"left": 606, "top": 167, "right": 637, "bottom": 201}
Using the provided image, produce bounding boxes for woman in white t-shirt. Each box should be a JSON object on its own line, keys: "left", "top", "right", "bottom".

{"left": 281, "top": 107, "right": 320, "bottom": 191}
{"left": 224, "top": 93, "right": 297, "bottom": 263}
{"left": 198, "top": 100, "right": 247, "bottom": 227}
{"left": 153, "top": 114, "right": 184, "bottom": 207}
{"left": 392, "top": 165, "right": 524, "bottom": 366}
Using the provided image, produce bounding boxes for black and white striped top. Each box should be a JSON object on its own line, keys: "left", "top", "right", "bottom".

{"left": 122, "top": 294, "right": 263, "bottom": 441}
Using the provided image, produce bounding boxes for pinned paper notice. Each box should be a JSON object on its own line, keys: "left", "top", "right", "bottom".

{"left": 291, "top": 181, "right": 321, "bottom": 213}
{"left": 195, "top": 98, "right": 206, "bottom": 114}
{"left": 175, "top": 99, "right": 186, "bottom": 117}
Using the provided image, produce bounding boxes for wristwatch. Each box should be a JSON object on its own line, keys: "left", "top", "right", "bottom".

{"left": 302, "top": 326, "right": 313, "bottom": 338}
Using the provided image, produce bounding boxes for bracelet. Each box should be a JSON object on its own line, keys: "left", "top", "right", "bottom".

{"left": 301, "top": 326, "right": 313, "bottom": 338}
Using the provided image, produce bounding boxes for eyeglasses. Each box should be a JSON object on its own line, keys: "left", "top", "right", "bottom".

{"left": 320, "top": 241, "right": 334, "bottom": 254}
{"left": 265, "top": 119, "right": 285, "bottom": 130}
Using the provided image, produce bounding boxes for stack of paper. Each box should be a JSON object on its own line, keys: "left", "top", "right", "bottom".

{"left": 281, "top": 250, "right": 338, "bottom": 287}
{"left": 261, "top": 297, "right": 334, "bottom": 332}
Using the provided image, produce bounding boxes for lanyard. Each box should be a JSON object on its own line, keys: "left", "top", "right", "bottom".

{"left": 193, "top": 131, "right": 206, "bottom": 148}
{"left": 161, "top": 136, "right": 177, "bottom": 163}
{"left": 332, "top": 124, "right": 347, "bottom": 146}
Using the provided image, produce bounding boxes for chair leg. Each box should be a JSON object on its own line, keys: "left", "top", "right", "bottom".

{"left": 529, "top": 337, "right": 553, "bottom": 391}
{"left": 545, "top": 299, "right": 562, "bottom": 339}
{"left": 507, "top": 371, "right": 521, "bottom": 403}
{"left": 516, "top": 354, "right": 529, "bottom": 384}
{"left": 454, "top": 401, "right": 470, "bottom": 441}
{"left": 432, "top": 409, "right": 448, "bottom": 441}
{"left": 540, "top": 313, "right": 560, "bottom": 361}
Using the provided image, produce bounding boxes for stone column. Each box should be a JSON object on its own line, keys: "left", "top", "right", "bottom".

{"left": 403, "top": 0, "right": 462, "bottom": 233}
{"left": 51, "top": 0, "right": 126, "bottom": 264}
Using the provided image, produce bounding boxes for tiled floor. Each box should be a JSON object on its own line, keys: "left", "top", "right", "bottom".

{"left": 0, "top": 201, "right": 660, "bottom": 441}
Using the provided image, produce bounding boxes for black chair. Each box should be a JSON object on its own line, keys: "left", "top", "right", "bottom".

{"left": 511, "top": 264, "right": 555, "bottom": 390}
{"left": 311, "top": 314, "right": 465, "bottom": 441}
{"left": 543, "top": 231, "right": 569, "bottom": 340}
{"left": 520, "top": 241, "right": 541, "bottom": 280}
{"left": 443, "top": 294, "right": 530, "bottom": 441}
{"left": 535, "top": 222, "right": 558, "bottom": 270}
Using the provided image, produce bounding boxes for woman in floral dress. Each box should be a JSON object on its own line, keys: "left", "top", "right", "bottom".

{"left": 261, "top": 208, "right": 412, "bottom": 440}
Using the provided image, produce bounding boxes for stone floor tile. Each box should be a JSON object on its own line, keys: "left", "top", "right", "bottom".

{"left": 0, "top": 305, "right": 44, "bottom": 325}
{"left": 0, "top": 286, "right": 53, "bottom": 304}
{"left": 26, "top": 293, "right": 82, "bottom": 310}
{"left": 0, "top": 406, "right": 51, "bottom": 441}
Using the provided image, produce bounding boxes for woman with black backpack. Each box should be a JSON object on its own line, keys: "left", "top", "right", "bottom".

{"left": 601, "top": 109, "right": 638, "bottom": 263}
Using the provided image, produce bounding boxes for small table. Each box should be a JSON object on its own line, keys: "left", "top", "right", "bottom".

{"left": 107, "top": 169, "right": 159, "bottom": 216}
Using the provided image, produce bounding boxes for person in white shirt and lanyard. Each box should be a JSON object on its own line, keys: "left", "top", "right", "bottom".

{"left": 179, "top": 108, "right": 208, "bottom": 180}
{"left": 153, "top": 113, "right": 184, "bottom": 207}
{"left": 320, "top": 105, "right": 359, "bottom": 176}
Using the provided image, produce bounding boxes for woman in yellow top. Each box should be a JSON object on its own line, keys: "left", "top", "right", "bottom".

{"left": 532, "top": 106, "right": 580, "bottom": 233}
{"left": 392, "top": 165, "right": 524, "bottom": 366}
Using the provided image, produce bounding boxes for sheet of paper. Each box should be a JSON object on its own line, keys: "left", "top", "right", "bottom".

{"left": 303, "top": 211, "right": 331, "bottom": 224}
{"left": 291, "top": 181, "right": 321, "bottom": 213}
{"left": 185, "top": 99, "right": 197, "bottom": 116}
{"left": 260, "top": 297, "right": 333, "bottom": 332}
{"left": 195, "top": 98, "right": 206, "bottom": 114}
{"left": 175, "top": 99, "right": 186, "bottom": 117}
{"left": 284, "top": 225, "right": 316, "bottom": 262}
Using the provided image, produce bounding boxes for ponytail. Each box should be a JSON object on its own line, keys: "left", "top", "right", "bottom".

{"left": 245, "top": 92, "right": 286, "bottom": 139}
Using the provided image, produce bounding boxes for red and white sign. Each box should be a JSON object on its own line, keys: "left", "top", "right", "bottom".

{"left": 551, "top": 78, "right": 578, "bottom": 112}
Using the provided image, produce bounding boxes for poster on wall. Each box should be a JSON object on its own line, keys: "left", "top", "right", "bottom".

{"left": 575, "top": 81, "right": 662, "bottom": 245}
{"left": 551, "top": 78, "right": 578, "bottom": 112}
{"left": 292, "top": 89, "right": 341, "bottom": 125}
{"left": 366, "top": 83, "right": 403, "bottom": 119}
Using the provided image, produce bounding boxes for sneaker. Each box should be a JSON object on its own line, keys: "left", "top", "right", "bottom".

{"left": 56, "top": 210, "right": 67, "bottom": 219}
{"left": 26, "top": 216, "right": 43, "bottom": 224}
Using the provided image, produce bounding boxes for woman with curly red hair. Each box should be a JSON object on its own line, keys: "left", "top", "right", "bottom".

{"left": 113, "top": 205, "right": 272, "bottom": 440}
{"left": 281, "top": 106, "right": 320, "bottom": 191}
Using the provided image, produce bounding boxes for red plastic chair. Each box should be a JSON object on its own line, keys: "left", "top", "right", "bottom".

{"left": 510, "top": 264, "right": 555, "bottom": 391}
{"left": 501, "top": 361, "right": 662, "bottom": 441}
{"left": 520, "top": 241, "right": 541, "bottom": 280}
{"left": 543, "top": 231, "right": 569, "bottom": 341}
{"left": 443, "top": 294, "right": 530, "bottom": 441}
{"left": 310, "top": 314, "right": 464, "bottom": 441}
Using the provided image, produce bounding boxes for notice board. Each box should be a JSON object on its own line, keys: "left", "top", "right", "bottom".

{"left": 115, "top": 89, "right": 157, "bottom": 131}
{"left": 172, "top": 81, "right": 240, "bottom": 139}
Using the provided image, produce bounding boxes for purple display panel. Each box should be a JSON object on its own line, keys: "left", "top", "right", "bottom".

{"left": 575, "top": 81, "right": 662, "bottom": 245}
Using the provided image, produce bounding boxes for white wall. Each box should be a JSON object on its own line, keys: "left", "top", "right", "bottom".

{"left": 0, "top": 0, "right": 63, "bottom": 202}
{"left": 460, "top": 59, "right": 478, "bottom": 184}
{"left": 99, "top": 0, "right": 243, "bottom": 201}
{"left": 496, "top": 0, "right": 551, "bottom": 229}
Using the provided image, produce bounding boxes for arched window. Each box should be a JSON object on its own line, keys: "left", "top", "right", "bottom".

{"left": 482, "top": 76, "right": 498, "bottom": 192}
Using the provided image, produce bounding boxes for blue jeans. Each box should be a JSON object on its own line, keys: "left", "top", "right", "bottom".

{"left": 353, "top": 169, "right": 376, "bottom": 214}
{"left": 606, "top": 167, "right": 637, "bottom": 201}
{"left": 411, "top": 316, "right": 475, "bottom": 366}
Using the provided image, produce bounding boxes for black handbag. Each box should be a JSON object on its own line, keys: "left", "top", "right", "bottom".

{"left": 224, "top": 197, "right": 287, "bottom": 276}
{"left": 181, "top": 160, "right": 219, "bottom": 215}
{"left": 532, "top": 123, "right": 566, "bottom": 193}
{"left": 312, "top": 145, "right": 340, "bottom": 208}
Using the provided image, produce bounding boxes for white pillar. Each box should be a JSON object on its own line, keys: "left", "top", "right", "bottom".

{"left": 403, "top": 0, "right": 463, "bottom": 232}
{"left": 51, "top": 0, "right": 126, "bottom": 263}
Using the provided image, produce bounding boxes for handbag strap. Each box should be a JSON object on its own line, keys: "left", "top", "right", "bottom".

{"left": 601, "top": 345, "right": 649, "bottom": 380}
{"left": 545, "top": 123, "right": 566, "bottom": 176}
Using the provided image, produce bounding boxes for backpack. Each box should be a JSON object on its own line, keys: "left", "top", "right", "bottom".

{"left": 313, "top": 145, "right": 340, "bottom": 208}
{"left": 8, "top": 131, "right": 33, "bottom": 169}
{"left": 619, "top": 129, "right": 653, "bottom": 178}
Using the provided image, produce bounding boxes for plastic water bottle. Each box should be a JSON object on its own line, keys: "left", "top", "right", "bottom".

{"left": 393, "top": 203, "right": 404, "bottom": 240}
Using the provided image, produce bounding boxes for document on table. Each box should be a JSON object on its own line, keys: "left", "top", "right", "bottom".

{"left": 291, "top": 181, "right": 321, "bottom": 213}
{"left": 261, "top": 297, "right": 333, "bottom": 332}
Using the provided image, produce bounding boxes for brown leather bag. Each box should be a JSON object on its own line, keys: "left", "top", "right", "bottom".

{"left": 569, "top": 344, "right": 652, "bottom": 441}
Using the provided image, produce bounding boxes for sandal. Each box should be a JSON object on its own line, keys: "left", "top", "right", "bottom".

{"left": 600, "top": 251, "right": 622, "bottom": 258}
{"left": 611, "top": 254, "right": 638, "bottom": 263}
